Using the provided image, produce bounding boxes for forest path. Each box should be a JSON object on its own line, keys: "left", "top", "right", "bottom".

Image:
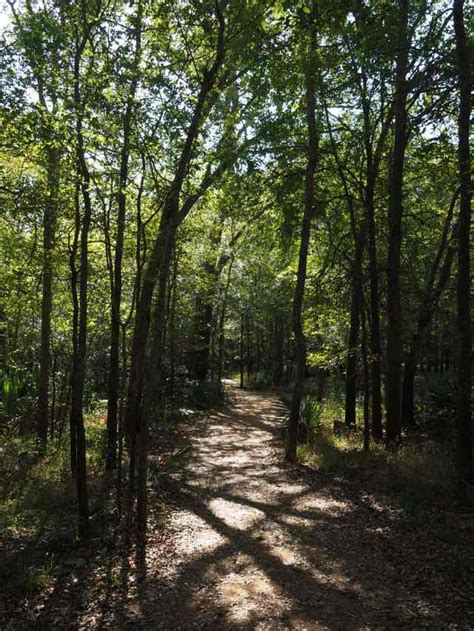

{"left": 18, "top": 383, "right": 473, "bottom": 629}
{"left": 140, "top": 383, "right": 417, "bottom": 630}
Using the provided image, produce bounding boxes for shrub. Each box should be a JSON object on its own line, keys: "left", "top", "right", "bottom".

{"left": 187, "top": 380, "right": 223, "bottom": 409}
{"left": 0, "top": 366, "right": 37, "bottom": 426}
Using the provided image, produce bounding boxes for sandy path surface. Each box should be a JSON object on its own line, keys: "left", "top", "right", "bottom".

{"left": 18, "top": 383, "right": 472, "bottom": 630}
{"left": 139, "top": 385, "right": 416, "bottom": 630}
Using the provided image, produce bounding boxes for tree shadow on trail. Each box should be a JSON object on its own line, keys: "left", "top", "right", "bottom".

{"left": 125, "top": 387, "right": 473, "bottom": 630}
{"left": 5, "top": 386, "right": 473, "bottom": 630}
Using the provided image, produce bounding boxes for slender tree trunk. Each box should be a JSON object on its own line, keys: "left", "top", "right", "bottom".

{"left": 125, "top": 5, "right": 226, "bottom": 495}
{"left": 57, "top": 367, "right": 70, "bottom": 443}
{"left": 365, "top": 175, "right": 383, "bottom": 441}
{"left": 36, "top": 146, "right": 60, "bottom": 449}
{"left": 191, "top": 293, "right": 214, "bottom": 381}
{"left": 362, "top": 303, "right": 370, "bottom": 451}
{"left": 106, "top": 0, "right": 143, "bottom": 470}
{"left": 136, "top": 227, "right": 175, "bottom": 537}
{"left": 126, "top": 218, "right": 171, "bottom": 495}
{"left": 168, "top": 252, "right": 179, "bottom": 401}
{"left": 49, "top": 348, "right": 57, "bottom": 439}
{"left": 190, "top": 224, "right": 224, "bottom": 382}
{"left": 69, "top": 184, "right": 80, "bottom": 476}
{"left": 401, "top": 351, "right": 417, "bottom": 427}
{"left": 401, "top": 228, "right": 456, "bottom": 426}
{"left": 344, "top": 229, "right": 364, "bottom": 427}
{"left": 69, "top": 41, "right": 92, "bottom": 538}
{"left": 217, "top": 259, "right": 233, "bottom": 391}
{"left": 117, "top": 324, "right": 128, "bottom": 516}
{"left": 385, "top": 0, "right": 410, "bottom": 445}
{"left": 246, "top": 313, "right": 251, "bottom": 380}
{"left": 286, "top": 20, "right": 319, "bottom": 462}
{"left": 453, "top": 0, "right": 472, "bottom": 496}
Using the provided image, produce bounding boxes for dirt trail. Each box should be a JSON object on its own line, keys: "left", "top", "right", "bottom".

{"left": 133, "top": 383, "right": 469, "bottom": 630}
{"left": 20, "top": 383, "right": 472, "bottom": 630}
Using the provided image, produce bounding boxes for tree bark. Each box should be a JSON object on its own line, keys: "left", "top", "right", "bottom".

{"left": 217, "top": 259, "right": 233, "bottom": 391}
{"left": 240, "top": 310, "right": 245, "bottom": 388}
{"left": 136, "top": 223, "right": 175, "bottom": 536}
{"left": 453, "top": 0, "right": 472, "bottom": 496}
{"left": 286, "top": 17, "right": 319, "bottom": 462}
{"left": 125, "top": 6, "right": 226, "bottom": 485}
{"left": 385, "top": 0, "right": 410, "bottom": 445}
{"left": 361, "top": 302, "right": 370, "bottom": 451}
{"left": 344, "top": 225, "right": 364, "bottom": 427}
{"left": 69, "top": 35, "right": 92, "bottom": 538}
{"left": 106, "top": 0, "right": 143, "bottom": 470}
{"left": 168, "top": 251, "right": 179, "bottom": 401}
{"left": 36, "top": 145, "right": 60, "bottom": 449}
{"left": 365, "top": 174, "right": 384, "bottom": 441}
{"left": 401, "top": 194, "right": 457, "bottom": 426}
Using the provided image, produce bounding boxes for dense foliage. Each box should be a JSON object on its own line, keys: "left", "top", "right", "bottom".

{"left": 0, "top": 0, "right": 471, "bottom": 550}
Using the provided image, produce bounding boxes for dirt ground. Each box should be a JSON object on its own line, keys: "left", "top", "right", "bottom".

{"left": 3, "top": 383, "right": 473, "bottom": 630}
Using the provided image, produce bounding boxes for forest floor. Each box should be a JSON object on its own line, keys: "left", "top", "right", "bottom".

{"left": 2, "top": 382, "right": 474, "bottom": 630}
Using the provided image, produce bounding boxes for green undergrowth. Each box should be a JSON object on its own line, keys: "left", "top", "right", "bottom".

{"left": 294, "top": 391, "right": 456, "bottom": 509}
{"left": 0, "top": 404, "right": 108, "bottom": 593}
{"left": 164, "top": 379, "right": 227, "bottom": 414}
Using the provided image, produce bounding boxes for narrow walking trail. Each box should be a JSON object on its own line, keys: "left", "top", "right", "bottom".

{"left": 135, "top": 384, "right": 472, "bottom": 630}
{"left": 21, "top": 383, "right": 473, "bottom": 630}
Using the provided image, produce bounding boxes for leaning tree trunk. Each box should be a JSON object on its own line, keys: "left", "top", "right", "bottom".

{"left": 36, "top": 145, "right": 60, "bottom": 449}
{"left": 125, "top": 6, "right": 226, "bottom": 497}
{"left": 385, "top": 0, "right": 410, "bottom": 445}
{"left": 286, "top": 18, "right": 319, "bottom": 462}
{"left": 401, "top": 204, "right": 457, "bottom": 427}
{"left": 453, "top": 0, "right": 472, "bottom": 496}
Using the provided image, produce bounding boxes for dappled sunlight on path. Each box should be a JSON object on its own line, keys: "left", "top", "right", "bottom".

{"left": 19, "top": 383, "right": 474, "bottom": 630}
{"left": 134, "top": 384, "right": 429, "bottom": 630}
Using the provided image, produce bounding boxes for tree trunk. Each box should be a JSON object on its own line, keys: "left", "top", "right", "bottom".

{"left": 49, "top": 348, "right": 57, "bottom": 439}
{"left": 69, "top": 40, "right": 91, "bottom": 538}
{"left": 168, "top": 252, "right": 179, "bottom": 401}
{"left": 69, "top": 184, "right": 80, "bottom": 476}
{"left": 106, "top": 0, "right": 143, "bottom": 470}
{"left": 385, "top": 0, "right": 410, "bottom": 445}
{"left": 344, "top": 228, "right": 364, "bottom": 427}
{"left": 125, "top": 5, "right": 226, "bottom": 496}
{"left": 116, "top": 324, "right": 128, "bottom": 516}
{"left": 453, "top": 0, "right": 473, "bottom": 496}
{"left": 361, "top": 303, "right": 370, "bottom": 451}
{"left": 246, "top": 312, "right": 251, "bottom": 380}
{"left": 286, "top": 18, "right": 319, "bottom": 462}
{"left": 365, "top": 175, "right": 383, "bottom": 441}
{"left": 217, "top": 259, "right": 233, "bottom": 391}
{"left": 191, "top": 293, "right": 214, "bottom": 381}
{"left": 401, "top": 216, "right": 457, "bottom": 426}
{"left": 136, "top": 226, "right": 175, "bottom": 537}
{"left": 126, "top": 220, "right": 170, "bottom": 495}
{"left": 36, "top": 146, "right": 60, "bottom": 449}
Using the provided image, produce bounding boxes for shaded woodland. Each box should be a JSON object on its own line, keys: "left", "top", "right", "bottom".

{"left": 0, "top": 0, "right": 472, "bottom": 628}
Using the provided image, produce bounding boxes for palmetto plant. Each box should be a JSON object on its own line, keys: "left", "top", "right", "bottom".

{"left": 298, "top": 395, "right": 322, "bottom": 443}
{"left": 0, "top": 367, "right": 37, "bottom": 421}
